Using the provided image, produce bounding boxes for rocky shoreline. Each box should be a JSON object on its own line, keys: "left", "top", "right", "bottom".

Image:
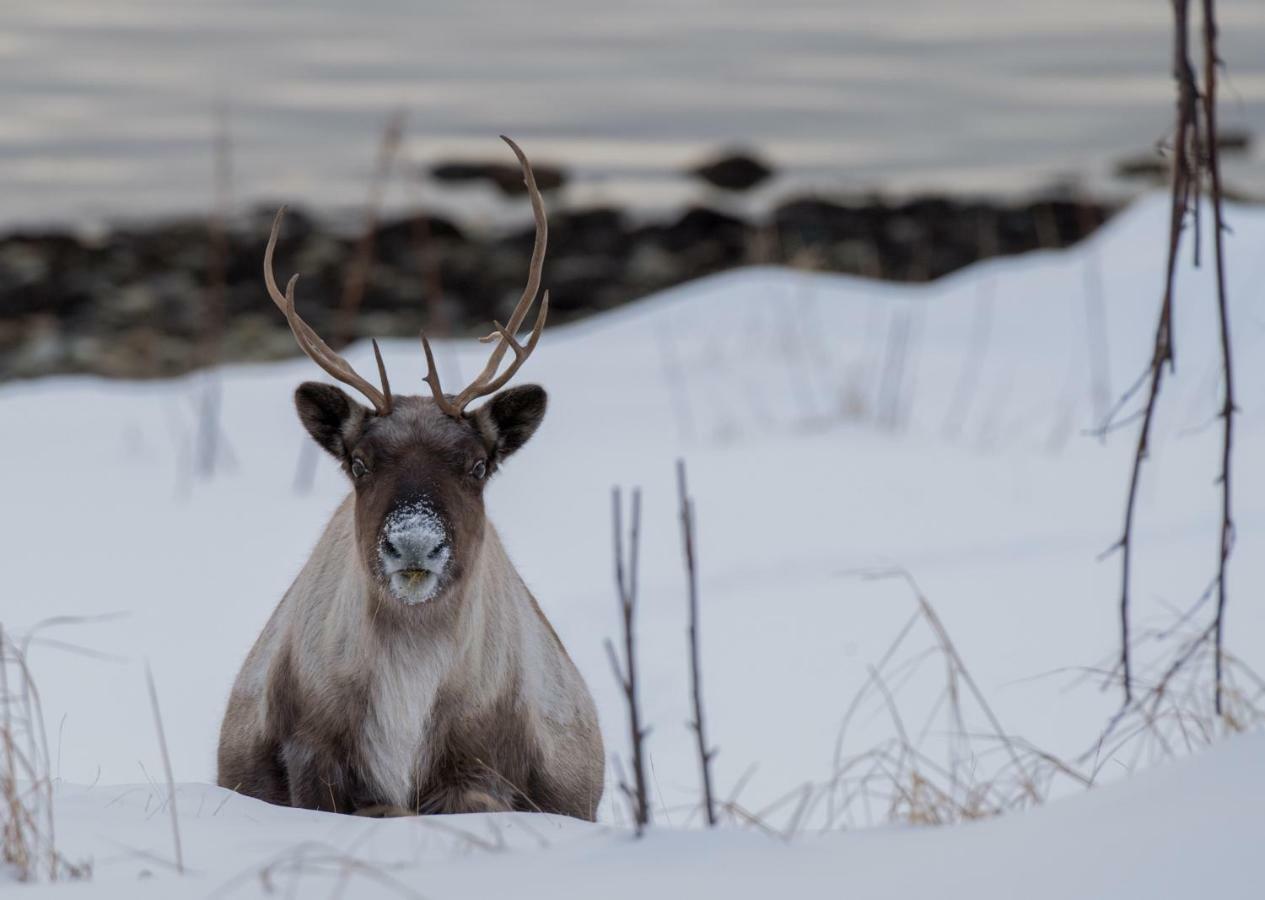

{"left": 0, "top": 193, "right": 1116, "bottom": 383}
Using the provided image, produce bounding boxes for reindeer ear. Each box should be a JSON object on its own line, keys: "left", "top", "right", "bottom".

{"left": 471, "top": 384, "right": 547, "bottom": 464}
{"left": 295, "top": 382, "right": 362, "bottom": 459}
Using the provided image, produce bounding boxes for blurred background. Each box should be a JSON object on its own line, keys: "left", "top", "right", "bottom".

{"left": 0, "top": 0, "right": 1262, "bottom": 382}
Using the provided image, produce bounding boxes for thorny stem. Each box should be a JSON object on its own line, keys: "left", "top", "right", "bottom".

{"left": 609, "top": 487, "right": 650, "bottom": 834}
{"left": 1200, "top": 0, "right": 1235, "bottom": 715}
{"left": 677, "top": 460, "right": 717, "bottom": 826}
{"left": 1113, "top": 0, "right": 1200, "bottom": 705}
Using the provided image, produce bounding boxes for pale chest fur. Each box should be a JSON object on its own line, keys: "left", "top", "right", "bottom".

{"left": 357, "top": 639, "right": 453, "bottom": 808}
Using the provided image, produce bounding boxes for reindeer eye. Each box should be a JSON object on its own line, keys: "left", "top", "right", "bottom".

{"left": 351, "top": 458, "right": 369, "bottom": 479}
{"left": 470, "top": 459, "right": 487, "bottom": 481}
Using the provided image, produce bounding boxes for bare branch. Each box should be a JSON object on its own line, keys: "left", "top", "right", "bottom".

{"left": 145, "top": 664, "right": 183, "bottom": 876}
{"left": 1200, "top": 0, "right": 1236, "bottom": 715}
{"left": 194, "top": 100, "right": 232, "bottom": 478}
{"left": 333, "top": 110, "right": 406, "bottom": 351}
{"left": 1112, "top": 0, "right": 1201, "bottom": 705}
{"left": 609, "top": 487, "right": 650, "bottom": 834}
{"left": 677, "top": 460, "right": 717, "bottom": 826}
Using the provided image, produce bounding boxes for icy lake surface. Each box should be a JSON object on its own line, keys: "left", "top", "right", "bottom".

{"left": 1, "top": 0, "right": 1263, "bottom": 227}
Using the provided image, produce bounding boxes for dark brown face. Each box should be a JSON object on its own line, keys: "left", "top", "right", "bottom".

{"left": 295, "top": 383, "right": 547, "bottom": 606}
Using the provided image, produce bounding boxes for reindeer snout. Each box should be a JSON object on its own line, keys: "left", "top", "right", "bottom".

{"left": 382, "top": 529, "right": 449, "bottom": 569}
{"left": 380, "top": 502, "right": 451, "bottom": 604}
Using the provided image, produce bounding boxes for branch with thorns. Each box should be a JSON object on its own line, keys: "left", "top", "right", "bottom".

{"left": 676, "top": 460, "right": 718, "bottom": 826}
{"left": 1103, "top": 0, "right": 1235, "bottom": 713}
{"left": 605, "top": 487, "right": 652, "bottom": 835}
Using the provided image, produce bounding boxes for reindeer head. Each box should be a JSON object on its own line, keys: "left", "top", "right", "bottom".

{"left": 265, "top": 137, "right": 550, "bottom": 606}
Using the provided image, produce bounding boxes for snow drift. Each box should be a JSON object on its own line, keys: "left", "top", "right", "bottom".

{"left": 2, "top": 193, "right": 1263, "bottom": 894}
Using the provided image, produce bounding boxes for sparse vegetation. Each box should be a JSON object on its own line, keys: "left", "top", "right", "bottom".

{"left": 0, "top": 627, "right": 89, "bottom": 883}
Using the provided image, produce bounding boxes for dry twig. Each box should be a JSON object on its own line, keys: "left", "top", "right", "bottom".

{"left": 1107, "top": 0, "right": 1203, "bottom": 704}
{"left": 605, "top": 487, "right": 651, "bottom": 834}
{"left": 334, "top": 110, "right": 406, "bottom": 350}
{"left": 676, "top": 460, "right": 717, "bottom": 826}
{"left": 815, "top": 568, "right": 1069, "bottom": 832}
{"left": 294, "top": 111, "right": 405, "bottom": 492}
{"left": 0, "top": 626, "right": 89, "bottom": 882}
{"left": 145, "top": 664, "right": 183, "bottom": 875}
{"left": 194, "top": 100, "right": 232, "bottom": 478}
{"left": 1199, "top": 0, "right": 1236, "bottom": 715}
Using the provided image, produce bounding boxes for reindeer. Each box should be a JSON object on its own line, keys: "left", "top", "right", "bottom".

{"left": 217, "top": 138, "right": 604, "bottom": 820}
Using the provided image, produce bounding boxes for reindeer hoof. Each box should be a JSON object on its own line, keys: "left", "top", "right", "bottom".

{"left": 353, "top": 804, "right": 416, "bottom": 818}
{"left": 455, "top": 789, "right": 513, "bottom": 814}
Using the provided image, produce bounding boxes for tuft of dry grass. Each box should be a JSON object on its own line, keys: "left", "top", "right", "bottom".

{"left": 210, "top": 840, "right": 428, "bottom": 899}
{"left": 0, "top": 624, "right": 90, "bottom": 882}
{"left": 810, "top": 568, "right": 1088, "bottom": 831}
{"left": 714, "top": 566, "right": 1261, "bottom": 838}
{"left": 819, "top": 568, "right": 1259, "bottom": 834}
{"left": 1080, "top": 611, "right": 1264, "bottom": 775}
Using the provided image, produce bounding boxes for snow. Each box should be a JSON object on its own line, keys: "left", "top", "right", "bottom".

{"left": 21, "top": 731, "right": 1265, "bottom": 898}
{"left": 2, "top": 192, "right": 1264, "bottom": 894}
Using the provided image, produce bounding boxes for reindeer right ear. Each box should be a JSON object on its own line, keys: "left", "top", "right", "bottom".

{"left": 469, "top": 384, "right": 547, "bottom": 467}
{"left": 295, "top": 382, "right": 361, "bottom": 459}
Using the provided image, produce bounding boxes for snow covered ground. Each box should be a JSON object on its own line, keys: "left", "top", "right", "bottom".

{"left": 21, "top": 729, "right": 1262, "bottom": 899}
{"left": 2, "top": 192, "right": 1264, "bottom": 894}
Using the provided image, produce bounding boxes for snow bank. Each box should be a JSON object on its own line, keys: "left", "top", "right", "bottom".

{"left": 2, "top": 193, "right": 1263, "bottom": 894}
{"left": 28, "top": 730, "right": 1265, "bottom": 897}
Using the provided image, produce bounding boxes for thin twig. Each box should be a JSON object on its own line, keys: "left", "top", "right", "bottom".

{"left": 1199, "top": 0, "right": 1236, "bottom": 716}
{"left": 195, "top": 99, "right": 232, "bottom": 478}
{"left": 145, "top": 663, "right": 184, "bottom": 875}
{"left": 334, "top": 110, "right": 406, "bottom": 350}
{"left": 677, "top": 460, "right": 717, "bottom": 826}
{"left": 1110, "top": 0, "right": 1201, "bottom": 704}
{"left": 607, "top": 487, "right": 651, "bottom": 834}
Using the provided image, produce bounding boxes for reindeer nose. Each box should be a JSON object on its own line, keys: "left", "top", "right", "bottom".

{"left": 382, "top": 525, "right": 450, "bottom": 571}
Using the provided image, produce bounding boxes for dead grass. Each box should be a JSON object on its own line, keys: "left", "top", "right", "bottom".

{"left": 1080, "top": 611, "right": 1264, "bottom": 775}
{"left": 0, "top": 624, "right": 90, "bottom": 882}
{"left": 720, "top": 566, "right": 1263, "bottom": 837}
{"left": 805, "top": 568, "right": 1082, "bottom": 830}
{"left": 209, "top": 840, "right": 428, "bottom": 899}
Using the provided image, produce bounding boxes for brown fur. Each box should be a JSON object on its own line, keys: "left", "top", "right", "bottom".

{"left": 217, "top": 387, "right": 604, "bottom": 820}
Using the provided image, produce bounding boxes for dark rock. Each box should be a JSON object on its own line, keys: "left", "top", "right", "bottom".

{"left": 547, "top": 207, "right": 629, "bottom": 257}
{"left": 430, "top": 162, "right": 495, "bottom": 183}
{"left": 1113, "top": 153, "right": 1167, "bottom": 181}
{"left": 429, "top": 160, "right": 567, "bottom": 195}
{"left": 0, "top": 193, "right": 1117, "bottom": 384}
{"left": 632, "top": 206, "right": 751, "bottom": 281}
{"left": 1216, "top": 128, "right": 1252, "bottom": 155}
{"left": 654, "top": 206, "right": 748, "bottom": 255}
{"left": 375, "top": 213, "right": 464, "bottom": 247}
{"left": 690, "top": 150, "right": 774, "bottom": 191}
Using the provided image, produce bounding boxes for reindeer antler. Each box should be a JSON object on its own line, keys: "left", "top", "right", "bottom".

{"left": 263, "top": 207, "right": 393, "bottom": 415}
{"left": 264, "top": 136, "right": 547, "bottom": 419}
{"left": 421, "top": 135, "right": 549, "bottom": 418}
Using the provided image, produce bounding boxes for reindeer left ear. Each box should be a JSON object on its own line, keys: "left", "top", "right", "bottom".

{"left": 470, "top": 384, "right": 547, "bottom": 464}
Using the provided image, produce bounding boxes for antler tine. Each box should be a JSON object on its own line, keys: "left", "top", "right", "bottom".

{"left": 264, "top": 207, "right": 392, "bottom": 414}
{"left": 371, "top": 339, "right": 393, "bottom": 412}
{"left": 419, "top": 331, "right": 461, "bottom": 418}
{"left": 277, "top": 274, "right": 387, "bottom": 411}
{"left": 468, "top": 291, "right": 550, "bottom": 398}
{"left": 492, "top": 135, "right": 548, "bottom": 349}
{"left": 446, "top": 136, "right": 549, "bottom": 413}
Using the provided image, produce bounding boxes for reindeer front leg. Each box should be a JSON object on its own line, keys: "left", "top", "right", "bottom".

{"left": 416, "top": 779, "right": 515, "bottom": 815}
{"left": 352, "top": 804, "right": 416, "bottom": 818}
{"left": 280, "top": 740, "right": 362, "bottom": 814}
